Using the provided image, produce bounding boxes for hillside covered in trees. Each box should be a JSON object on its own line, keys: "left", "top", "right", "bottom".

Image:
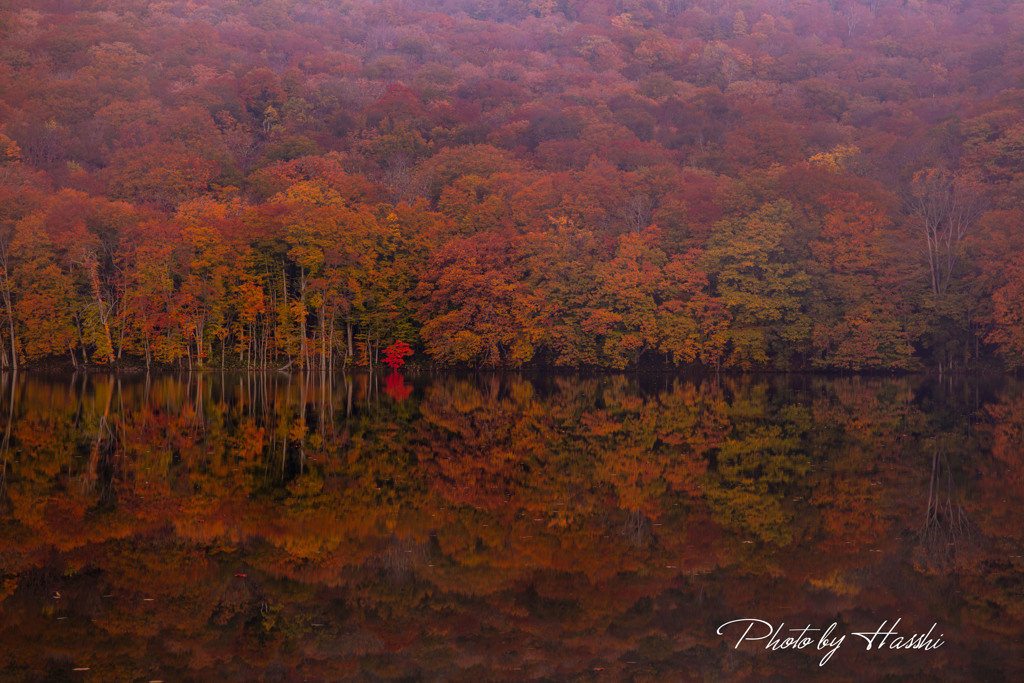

{"left": 1, "top": 0, "right": 1023, "bottom": 371}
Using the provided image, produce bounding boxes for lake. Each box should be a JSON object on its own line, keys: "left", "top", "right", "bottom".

{"left": 0, "top": 372, "right": 1021, "bottom": 681}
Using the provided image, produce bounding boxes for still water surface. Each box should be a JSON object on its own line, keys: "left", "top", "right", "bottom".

{"left": 0, "top": 372, "right": 1021, "bottom": 681}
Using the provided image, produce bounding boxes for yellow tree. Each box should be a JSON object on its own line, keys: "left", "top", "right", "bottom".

{"left": 703, "top": 200, "right": 811, "bottom": 368}
{"left": 175, "top": 199, "right": 243, "bottom": 368}
{"left": 13, "top": 190, "right": 136, "bottom": 364}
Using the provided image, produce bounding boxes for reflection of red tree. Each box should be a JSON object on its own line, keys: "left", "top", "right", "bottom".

{"left": 385, "top": 371, "right": 411, "bottom": 400}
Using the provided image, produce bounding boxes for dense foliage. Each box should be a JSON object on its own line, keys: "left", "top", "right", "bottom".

{"left": 1, "top": 0, "right": 1023, "bottom": 370}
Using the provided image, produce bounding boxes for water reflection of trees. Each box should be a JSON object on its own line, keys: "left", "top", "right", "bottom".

{"left": 0, "top": 372, "right": 1021, "bottom": 680}
{"left": 914, "top": 446, "right": 979, "bottom": 575}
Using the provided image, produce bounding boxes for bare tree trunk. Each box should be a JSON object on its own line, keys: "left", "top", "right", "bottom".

{"left": 907, "top": 170, "right": 983, "bottom": 296}
{"left": 346, "top": 374, "right": 353, "bottom": 417}
{"left": 319, "top": 300, "right": 327, "bottom": 374}
{"left": 85, "top": 256, "right": 115, "bottom": 364}
{"left": 0, "top": 276, "right": 15, "bottom": 370}
{"left": 299, "top": 266, "right": 308, "bottom": 371}
{"left": 194, "top": 323, "right": 204, "bottom": 368}
{"left": 0, "top": 236, "right": 19, "bottom": 370}
{"left": 75, "top": 314, "right": 88, "bottom": 367}
{"left": 115, "top": 288, "right": 128, "bottom": 360}
{"left": 328, "top": 315, "right": 335, "bottom": 374}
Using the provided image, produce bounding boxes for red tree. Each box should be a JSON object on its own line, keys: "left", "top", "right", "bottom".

{"left": 382, "top": 340, "right": 413, "bottom": 370}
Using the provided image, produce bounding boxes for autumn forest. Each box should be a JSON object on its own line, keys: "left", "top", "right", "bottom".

{"left": 4, "top": 2, "right": 1024, "bottom": 679}
{"left": 1, "top": 0, "right": 1024, "bottom": 372}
